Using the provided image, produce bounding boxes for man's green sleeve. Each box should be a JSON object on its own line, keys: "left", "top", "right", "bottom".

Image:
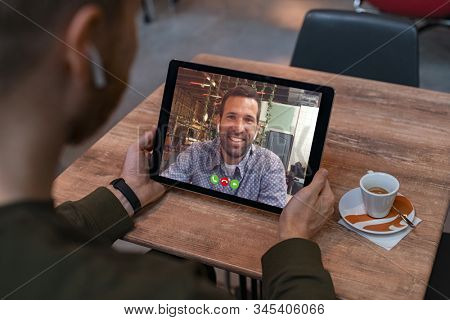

{"left": 55, "top": 188, "right": 335, "bottom": 299}
{"left": 262, "top": 238, "right": 336, "bottom": 299}
{"left": 56, "top": 187, "right": 133, "bottom": 244}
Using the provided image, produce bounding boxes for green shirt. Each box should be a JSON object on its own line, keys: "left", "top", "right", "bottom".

{"left": 0, "top": 187, "right": 335, "bottom": 299}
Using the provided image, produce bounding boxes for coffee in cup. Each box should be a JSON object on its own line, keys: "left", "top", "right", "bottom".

{"left": 360, "top": 171, "right": 399, "bottom": 218}
{"left": 367, "top": 187, "right": 389, "bottom": 195}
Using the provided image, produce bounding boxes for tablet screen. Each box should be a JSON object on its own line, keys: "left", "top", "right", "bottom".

{"left": 156, "top": 65, "right": 325, "bottom": 209}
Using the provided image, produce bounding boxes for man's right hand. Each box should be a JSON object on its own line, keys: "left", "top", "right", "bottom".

{"left": 279, "top": 169, "right": 335, "bottom": 241}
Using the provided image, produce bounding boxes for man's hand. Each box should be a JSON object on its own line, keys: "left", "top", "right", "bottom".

{"left": 279, "top": 169, "right": 335, "bottom": 241}
{"left": 109, "top": 128, "right": 166, "bottom": 216}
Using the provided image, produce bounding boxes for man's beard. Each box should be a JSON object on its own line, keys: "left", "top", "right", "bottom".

{"left": 219, "top": 129, "right": 253, "bottom": 162}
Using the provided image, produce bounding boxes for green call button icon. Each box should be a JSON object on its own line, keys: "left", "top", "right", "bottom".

{"left": 210, "top": 174, "right": 219, "bottom": 185}
{"left": 230, "top": 179, "right": 240, "bottom": 190}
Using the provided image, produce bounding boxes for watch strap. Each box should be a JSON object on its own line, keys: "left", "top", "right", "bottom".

{"left": 110, "top": 178, "right": 142, "bottom": 213}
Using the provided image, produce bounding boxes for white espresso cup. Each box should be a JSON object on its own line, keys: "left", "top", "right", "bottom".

{"left": 360, "top": 171, "right": 399, "bottom": 218}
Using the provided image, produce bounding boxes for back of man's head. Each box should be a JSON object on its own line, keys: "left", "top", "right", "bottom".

{"left": 0, "top": 0, "right": 121, "bottom": 95}
{"left": 0, "top": 0, "right": 140, "bottom": 144}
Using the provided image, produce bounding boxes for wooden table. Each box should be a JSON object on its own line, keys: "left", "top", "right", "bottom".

{"left": 53, "top": 54, "right": 450, "bottom": 299}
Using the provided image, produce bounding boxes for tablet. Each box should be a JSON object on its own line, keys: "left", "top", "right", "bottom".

{"left": 150, "top": 60, "right": 334, "bottom": 213}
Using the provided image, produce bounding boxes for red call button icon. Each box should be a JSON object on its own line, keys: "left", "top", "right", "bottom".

{"left": 220, "top": 177, "right": 230, "bottom": 187}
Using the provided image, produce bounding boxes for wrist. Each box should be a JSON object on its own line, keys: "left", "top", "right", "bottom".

{"left": 279, "top": 229, "right": 311, "bottom": 241}
{"left": 123, "top": 176, "right": 167, "bottom": 208}
{"left": 279, "top": 235, "right": 311, "bottom": 242}
{"left": 108, "top": 178, "right": 143, "bottom": 217}
{"left": 106, "top": 185, "right": 134, "bottom": 217}
{"left": 124, "top": 180, "right": 146, "bottom": 204}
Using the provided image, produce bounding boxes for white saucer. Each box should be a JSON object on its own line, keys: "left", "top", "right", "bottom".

{"left": 339, "top": 188, "right": 415, "bottom": 235}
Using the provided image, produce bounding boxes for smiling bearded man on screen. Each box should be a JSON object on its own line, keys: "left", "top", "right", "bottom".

{"left": 162, "top": 85, "right": 287, "bottom": 208}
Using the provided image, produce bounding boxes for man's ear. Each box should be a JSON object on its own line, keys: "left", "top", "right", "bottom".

{"left": 64, "top": 4, "right": 105, "bottom": 87}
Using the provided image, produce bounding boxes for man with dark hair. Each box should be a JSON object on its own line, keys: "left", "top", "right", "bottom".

{"left": 162, "top": 85, "right": 288, "bottom": 208}
{"left": 0, "top": 0, "right": 336, "bottom": 299}
{"left": 218, "top": 85, "right": 262, "bottom": 120}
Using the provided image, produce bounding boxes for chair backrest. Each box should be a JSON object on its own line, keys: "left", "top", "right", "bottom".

{"left": 291, "top": 9, "right": 419, "bottom": 87}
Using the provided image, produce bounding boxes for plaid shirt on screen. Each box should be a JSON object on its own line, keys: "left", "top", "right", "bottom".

{"left": 161, "top": 137, "right": 287, "bottom": 208}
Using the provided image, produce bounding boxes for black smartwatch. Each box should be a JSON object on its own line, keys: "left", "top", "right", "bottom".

{"left": 110, "top": 178, "right": 142, "bottom": 213}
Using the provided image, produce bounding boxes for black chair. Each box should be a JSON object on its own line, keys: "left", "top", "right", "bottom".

{"left": 425, "top": 231, "right": 450, "bottom": 299}
{"left": 291, "top": 10, "right": 419, "bottom": 87}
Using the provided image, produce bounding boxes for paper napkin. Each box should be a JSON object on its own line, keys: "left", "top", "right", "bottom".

{"left": 338, "top": 217, "right": 422, "bottom": 250}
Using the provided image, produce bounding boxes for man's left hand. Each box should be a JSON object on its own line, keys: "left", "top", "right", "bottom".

{"left": 110, "top": 128, "right": 166, "bottom": 216}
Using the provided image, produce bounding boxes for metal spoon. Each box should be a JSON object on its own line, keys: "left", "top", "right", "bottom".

{"left": 392, "top": 206, "right": 415, "bottom": 228}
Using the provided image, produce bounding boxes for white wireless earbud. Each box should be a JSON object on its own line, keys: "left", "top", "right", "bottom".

{"left": 87, "top": 45, "right": 107, "bottom": 90}
{"left": 216, "top": 123, "right": 220, "bottom": 133}
{"left": 253, "top": 131, "right": 258, "bottom": 141}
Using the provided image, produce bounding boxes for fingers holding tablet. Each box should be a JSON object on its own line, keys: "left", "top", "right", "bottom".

{"left": 279, "top": 169, "right": 335, "bottom": 241}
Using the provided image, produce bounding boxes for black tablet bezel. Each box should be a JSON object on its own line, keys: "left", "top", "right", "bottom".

{"left": 150, "top": 60, "right": 334, "bottom": 214}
